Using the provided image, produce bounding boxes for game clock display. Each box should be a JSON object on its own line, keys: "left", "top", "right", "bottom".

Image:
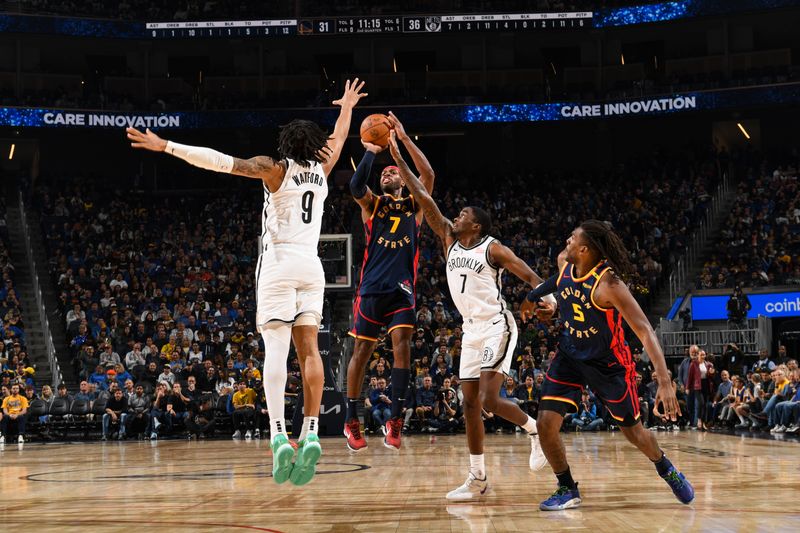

{"left": 296, "top": 13, "right": 592, "bottom": 35}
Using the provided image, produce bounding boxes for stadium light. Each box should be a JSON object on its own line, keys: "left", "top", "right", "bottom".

{"left": 737, "top": 122, "right": 751, "bottom": 140}
{"left": 8, "top": 143, "right": 14, "bottom": 160}
{"left": 621, "top": 53, "right": 625, "bottom": 65}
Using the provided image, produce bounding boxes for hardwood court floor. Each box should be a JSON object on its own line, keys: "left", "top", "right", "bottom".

{"left": 1, "top": 431, "right": 797, "bottom": 532}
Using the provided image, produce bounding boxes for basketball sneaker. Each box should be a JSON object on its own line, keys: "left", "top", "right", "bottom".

{"left": 344, "top": 418, "right": 367, "bottom": 452}
{"left": 290, "top": 434, "right": 322, "bottom": 486}
{"left": 529, "top": 434, "right": 547, "bottom": 471}
{"left": 539, "top": 485, "right": 582, "bottom": 511}
{"left": 383, "top": 417, "right": 403, "bottom": 450}
{"left": 270, "top": 434, "right": 295, "bottom": 484}
{"left": 446, "top": 472, "right": 490, "bottom": 501}
{"left": 660, "top": 466, "right": 695, "bottom": 504}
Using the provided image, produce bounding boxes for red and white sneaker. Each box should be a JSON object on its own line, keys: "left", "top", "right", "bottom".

{"left": 383, "top": 417, "right": 403, "bottom": 450}
{"left": 343, "top": 418, "right": 367, "bottom": 452}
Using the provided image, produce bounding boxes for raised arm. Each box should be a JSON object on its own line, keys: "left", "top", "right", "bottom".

{"left": 387, "top": 112, "right": 435, "bottom": 193}
{"left": 323, "top": 78, "right": 368, "bottom": 176}
{"left": 126, "top": 127, "right": 285, "bottom": 190}
{"left": 387, "top": 132, "right": 454, "bottom": 249}
{"left": 350, "top": 142, "right": 382, "bottom": 221}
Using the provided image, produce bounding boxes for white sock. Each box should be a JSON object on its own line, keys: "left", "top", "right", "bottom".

{"left": 298, "top": 416, "right": 319, "bottom": 442}
{"left": 469, "top": 454, "right": 486, "bottom": 480}
{"left": 523, "top": 416, "right": 538, "bottom": 435}
{"left": 262, "top": 324, "right": 292, "bottom": 443}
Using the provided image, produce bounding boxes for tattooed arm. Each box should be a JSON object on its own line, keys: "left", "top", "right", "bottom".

{"left": 387, "top": 131, "right": 454, "bottom": 252}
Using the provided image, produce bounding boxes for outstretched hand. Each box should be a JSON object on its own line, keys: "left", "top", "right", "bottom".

{"left": 387, "top": 111, "right": 409, "bottom": 142}
{"left": 126, "top": 128, "right": 167, "bottom": 152}
{"left": 332, "top": 78, "right": 367, "bottom": 108}
{"left": 521, "top": 300, "right": 556, "bottom": 323}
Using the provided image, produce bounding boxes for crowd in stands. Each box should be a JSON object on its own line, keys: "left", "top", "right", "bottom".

{"left": 2, "top": 1, "right": 662, "bottom": 21}
{"left": 0, "top": 198, "right": 36, "bottom": 431}
{"left": 0, "top": 142, "right": 731, "bottom": 443}
{"left": 699, "top": 161, "right": 800, "bottom": 290}
{"left": 662, "top": 344, "right": 800, "bottom": 434}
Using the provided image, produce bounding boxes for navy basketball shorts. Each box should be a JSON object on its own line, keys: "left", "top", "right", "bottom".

{"left": 349, "top": 291, "right": 416, "bottom": 342}
{"left": 540, "top": 350, "right": 641, "bottom": 427}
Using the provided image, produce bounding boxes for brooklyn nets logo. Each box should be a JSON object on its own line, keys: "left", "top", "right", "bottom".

{"left": 482, "top": 347, "right": 495, "bottom": 363}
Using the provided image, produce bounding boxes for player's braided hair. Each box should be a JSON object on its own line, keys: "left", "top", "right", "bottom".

{"left": 277, "top": 119, "right": 330, "bottom": 168}
{"left": 579, "top": 219, "right": 634, "bottom": 281}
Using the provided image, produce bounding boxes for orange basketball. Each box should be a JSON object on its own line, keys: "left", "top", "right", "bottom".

{"left": 360, "top": 114, "right": 392, "bottom": 148}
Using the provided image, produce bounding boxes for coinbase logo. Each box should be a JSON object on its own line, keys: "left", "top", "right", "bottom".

{"left": 764, "top": 297, "right": 800, "bottom": 314}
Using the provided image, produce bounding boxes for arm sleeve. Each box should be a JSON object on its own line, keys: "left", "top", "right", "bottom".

{"left": 349, "top": 150, "right": 375, "bottom": 198}
{"left": 165, "top": 140, "right": 234, "bottom": 173}
{"left": 526, "top": 274, "right": 559, "bottom": 302}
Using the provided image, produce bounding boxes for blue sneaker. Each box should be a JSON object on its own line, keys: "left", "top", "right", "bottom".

{"left": 539, "top": 485, "right": 582, "bottom": 511}
{"left": 661, "top": 467, "right": 695, "bottom": 504}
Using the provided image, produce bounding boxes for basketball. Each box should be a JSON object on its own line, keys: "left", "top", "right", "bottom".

{"left": 360, "top": 113, "right": 392, "bottom": 147}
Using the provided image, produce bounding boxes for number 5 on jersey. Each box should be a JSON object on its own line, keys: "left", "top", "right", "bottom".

{"left": 572, "top": 303, "right": 585, "bottom": 322}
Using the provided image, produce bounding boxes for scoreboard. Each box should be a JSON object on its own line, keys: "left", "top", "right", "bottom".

{"left": 146, "top": 12, "right": 592, "bottom": 38}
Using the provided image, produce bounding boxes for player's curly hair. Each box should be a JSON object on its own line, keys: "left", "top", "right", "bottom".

{"left": 277, "top": 119, "right": 330, "bottom": 168}
{"left": 579, "top": 219, "right": 635, "bottom": 281}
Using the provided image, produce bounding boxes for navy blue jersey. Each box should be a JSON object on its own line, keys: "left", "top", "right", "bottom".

{"left": 357, "top": 194, "right": 420, "bottom": 296}
{"left": 555, "top": 261, "right": 630, "bottom": 363}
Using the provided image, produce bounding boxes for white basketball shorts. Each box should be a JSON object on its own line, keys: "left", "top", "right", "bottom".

{"left": 459, "top": 310, "right": 517, "bottom": 381}
{"left": 255, "top": 245, "right": 324, "bottom": 331}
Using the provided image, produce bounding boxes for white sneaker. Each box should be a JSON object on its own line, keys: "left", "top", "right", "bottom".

{"left": 529, "top": 434, "right": 547, "bottom": 471}
{"left": 0, "top": 434, "right": 4, "bottom": 444}
{"left": 18, "top": 435, "right": 24, "bottom": 443}
{"left": 446, "top": 472, "right": 490, "bottom": 501}
{"left": 786, "top": 424, "right": 800, "bottom": 433}
{"left": 232, "top": 430, "right": 242, "bottom": 439}
{"left": 254, "top": 429, "right": 261, "bottom": 439}
{"left": 245, "top": 430, "right": 252, "bottom": 439}
{"left": 769, "top": 425, "right": 782, "bottom": 433}
{"left": 773, "top": 425, "right": 786, "bottom": 433}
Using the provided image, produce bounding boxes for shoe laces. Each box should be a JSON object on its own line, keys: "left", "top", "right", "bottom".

{"left": 388, "top": 418, "right": 403, "bottom": 436}
{"left": 664, "top": 470, "right": 684, "bottom": 487}
{"left": 348, "top": 420, "right": 362, "bottom": 440}
{"left": 550, "top": 486, "right": 572, "bottom": 498}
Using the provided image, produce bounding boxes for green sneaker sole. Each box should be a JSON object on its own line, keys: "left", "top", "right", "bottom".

{"left": 272, "top": 443, "right": 295, "bottom": 484}
{"left": 289, "top": 440, "right": 322, "bottom": 486}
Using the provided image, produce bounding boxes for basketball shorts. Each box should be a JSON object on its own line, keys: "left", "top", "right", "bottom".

{"left": 540, "top": 350, "right": 640, "bottom": 426}
{"left": 349, "top": 290, "right": 415, "bottom": 342}
{"left": 255, "top": 245, "right": 324, "bottom": 331}
{"left": 459, "top": 310, "right": 517, "bottom": 381}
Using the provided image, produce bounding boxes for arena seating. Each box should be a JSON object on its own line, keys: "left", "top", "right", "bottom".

{"left": 9, "top": 143, "right": 727, "bottom": 440}
{"left": 0, "top": 198, "right": 34, "bottom": 395}
{"left": 699, "top": 162, "right": 800, "bottom": 290}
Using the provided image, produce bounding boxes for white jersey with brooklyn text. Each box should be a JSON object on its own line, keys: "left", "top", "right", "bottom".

{"left": 446, "top": 235, "right": 507, "bottom": 321}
